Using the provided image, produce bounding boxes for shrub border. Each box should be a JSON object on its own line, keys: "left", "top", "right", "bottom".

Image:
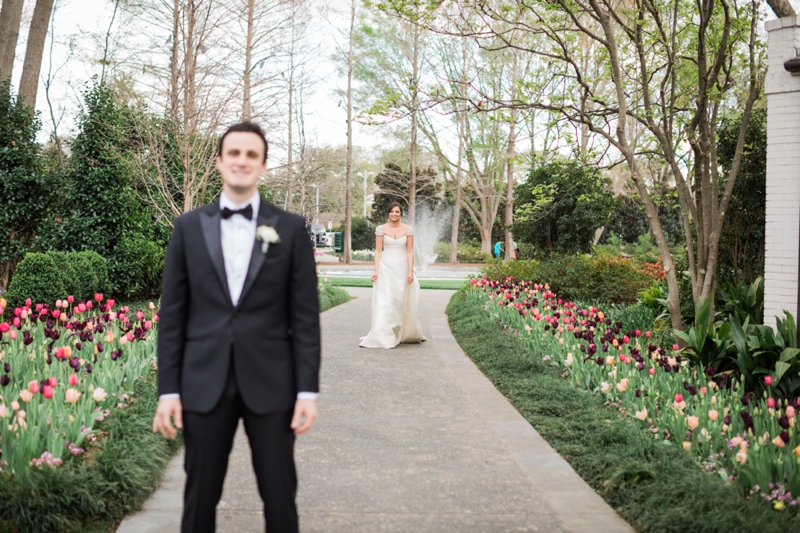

{"left": 446, "top": 288, "right": 800, "bottom": 533}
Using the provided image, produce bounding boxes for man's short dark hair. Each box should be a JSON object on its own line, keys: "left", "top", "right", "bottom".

{"left": 218, "top": 121, "right": 269, "bottom": 163}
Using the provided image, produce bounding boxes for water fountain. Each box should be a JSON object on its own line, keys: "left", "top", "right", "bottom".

{"left": 411, "top": 205, "right": 453, "bottom": 272}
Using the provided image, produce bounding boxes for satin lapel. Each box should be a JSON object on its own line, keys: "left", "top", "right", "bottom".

{"left": 238, "top": 199, "right": 279, "bottom": 309}
{"left": 200, "top": 204, "right": 232, "bottom": 305}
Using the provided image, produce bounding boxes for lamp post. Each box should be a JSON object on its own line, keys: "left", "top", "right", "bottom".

{"left": 310, "top": 184, "right": 320, "bottom": 224}
{"left": 359, "top": 170, "right": 369, "bottom": 218}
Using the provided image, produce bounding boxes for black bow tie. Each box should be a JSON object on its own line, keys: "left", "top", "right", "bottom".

{"left": 221, "top": 204, "right": 253, "bottom": 220}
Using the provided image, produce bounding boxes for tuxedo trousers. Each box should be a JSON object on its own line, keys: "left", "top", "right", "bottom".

{"left": 181, "top": 356, "right": 298, "bottom": 533}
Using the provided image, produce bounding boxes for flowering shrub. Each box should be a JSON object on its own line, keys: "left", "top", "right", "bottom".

{"left": 0, "top": 294, "right": 158, "bottom": 478}
{"left": 467, "top": 276, "right": 800, "bottom": 511}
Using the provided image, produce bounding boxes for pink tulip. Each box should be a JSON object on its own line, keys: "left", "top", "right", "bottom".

{"left": 49, "top": 377, "right": 57, "bottom": 387}
{"left": 35, "top": 303, "right": 43, "bottom": 311}
{"left": 86, "top": 301, "right": 93, "bottom": 309}
{"left": 42, "top": 385, "right": 54, "bottom": 399}
{"left": 149, "top": 302, "right": 156, "bottom": 310}
{"left": 52, "top": 310, "right": 61, "bottom": 318}
{"left": 675, "top": 393, "right": 684, "bottom": 403}
{"left": 69, "top": 374, "right": 78, "bottom": 386}
{"left": 28, "top": 381, "right": 40, "bottom": 394}
{"left": 126, "top": 332, "right": 134, "bottom": 342}
{"left": 0, "top": 323, "right": 8, "bottom": 333}
{"left": 645, "top": 331, "right": 652, "bottom": 338}
{"left": 94, "top": 293, "right": 103, "bottom": 302}
{"left": 136, "top": 311, "right": 144, "bottom": 320}
{"left": 12, "top": 317, "right": 20, "bottom": 327}
{"left": 56, "top": 299, "right": 63, "bottom": 308}
{"left": 673, "top": 344, "right": 680, "bottom": 351}
{"left": 20, "top": 309, "right": 27, "bottom": 320}
{"left": 767, "top": 397, "right": 776, "bottom": 408}
{"left": 65, "top": 388, "right": 81, "bottom": 403}
{"left": 56, "top": 347, "right": 66, "bottom": 360}
{"left": 788, "top": 406, "right": 796, "bottom": 418}
{"left": 764, "top": 376, "right": 773, "bottom": 386}
{"left": 106, "top": 299, "right": 115, "bottom": 308}
{"left": 700, "top": 387, "right": 708, "bottom": 395}
{"left": 68, "top": 295, "right": 74, "bottom": 303}
{"left": 649, "top": 367, "right": 655, "bottom": 376}
{"left": 61, "top": 300, "right": 69, "bottom": 309}
{"left": 124, "top": 306, "right": 129, "bottom": 313}
{"left": 635, "top": 329, "right": 642, "bottom": 337}
{"left": 25, "top": 298, "right": 31, "bottom": 307}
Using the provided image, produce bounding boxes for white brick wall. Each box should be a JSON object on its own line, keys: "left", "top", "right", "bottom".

{"left": 764, "top": 17, "right": 800, "bottom": 329}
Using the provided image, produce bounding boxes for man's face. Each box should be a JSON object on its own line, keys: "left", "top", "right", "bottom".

{"left": 216, "top": 132, "right": 267, "bottom": 193}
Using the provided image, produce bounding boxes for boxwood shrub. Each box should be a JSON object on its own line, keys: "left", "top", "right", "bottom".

{"left": 6, "top": 251, "right": 111, "bottom": 307}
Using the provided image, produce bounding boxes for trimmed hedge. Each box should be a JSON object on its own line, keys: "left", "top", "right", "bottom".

{"left": 0, "top": 372, "right": 182, "bottom": 533}
{"left": 481, "top": 254, "right": 653, "bottom": 305}
{"left": 447, "top": 289, "right": 800, "bottom": 533}
{"left": 6, "top": 251, "right": 110, "bottom": 307}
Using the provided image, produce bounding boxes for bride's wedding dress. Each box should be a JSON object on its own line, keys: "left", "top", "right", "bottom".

{"left": 359, "top": 225, "right": 425, "bottom": 349}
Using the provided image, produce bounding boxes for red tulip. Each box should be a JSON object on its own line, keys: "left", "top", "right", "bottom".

{"left": 52, "top": 310, "right": 60, "bottom": 318}
{"left": 622, "top": 335, "right": 630, "bottom": 344}
{"left": 764, "top": 376, "right": 773, "bottom": 386}
{"left": 0, "top": 323, "right": 8, "bottom": 333}
{"left": 42, "top": 385, "right": 54, "bottom": 399}
{"left": 68, "top": 295, "right": 74, "bottom": 303}
{"left": 94, "top": 293, "right": 103, "bottom": 302}
{"left": 56, "top": 347, "right": 66, "bottom": 360}
{"left": 635, "top": 329, "right": 642, "bottom": 337}
{"left": 69, "top": 374, "right": 78, "bottom": 386}
{"left": 25, "top": 298, "right": 31, "bottom": 307}
{"left": 675, "top": 393, "right": 684, "bottom": 403}
{"left": 768, "top": 397, "right": 776, "bottom": 408}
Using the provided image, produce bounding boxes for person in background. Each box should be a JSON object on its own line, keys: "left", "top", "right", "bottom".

{"left": 494, "top": 241, "right": 502, "bottom": 259}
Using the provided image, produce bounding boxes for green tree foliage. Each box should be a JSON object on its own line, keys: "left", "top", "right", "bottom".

{"left": 0, "top": 79, "right": 56, "bottom": 288}
{"left": 333, "top": 216, "right": 375, "bottom": 251}
{"left": 52, "top": 81, "right": 163, "bottom": 298}
{"left": 716, "top": 108, "right": 766, "bottom": 287}
{"left": 371, "top": 161, "right": 442, "bottom": 221}
{"left": 512, "top": 161, "right": 617, "bottom": 256}
{"left": 5, "top": 253, "right": 64, "bottom": 307}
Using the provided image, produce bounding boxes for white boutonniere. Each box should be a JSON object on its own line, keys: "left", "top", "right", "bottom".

{"left": 256, "top": 225, "right": 280, "bottom": 254}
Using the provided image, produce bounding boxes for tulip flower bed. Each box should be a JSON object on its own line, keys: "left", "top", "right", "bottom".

{"left": 448, "top": 278, "right": 800, "bottom": 531}
{"left": 0, "top": 294, "right": 181, "bottom": 532}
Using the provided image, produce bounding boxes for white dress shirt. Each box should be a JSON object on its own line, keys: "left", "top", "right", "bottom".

{"left": 160, "top": 191, "right": 317, "bottom": 402}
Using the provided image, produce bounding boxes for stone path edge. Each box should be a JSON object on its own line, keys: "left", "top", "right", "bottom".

{"left": 431, "top": 306, "right": 635, "bottom": 533}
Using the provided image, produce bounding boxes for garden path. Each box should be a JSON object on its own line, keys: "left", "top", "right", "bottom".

{"left": 118, "top": 288, "right": 632, "bottom": 533}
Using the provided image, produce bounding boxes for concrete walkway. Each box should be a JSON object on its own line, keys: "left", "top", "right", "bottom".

{"left": 118, "top": 288, "right": 632, "bottom": 533}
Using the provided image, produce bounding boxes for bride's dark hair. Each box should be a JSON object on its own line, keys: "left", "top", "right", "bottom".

{"left": 386, "top": 202, "right": 403, "bottom": 217}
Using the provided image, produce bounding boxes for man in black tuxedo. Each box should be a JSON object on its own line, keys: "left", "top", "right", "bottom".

{"left": 152, "top": 121, "right": 320, "bottom": 533}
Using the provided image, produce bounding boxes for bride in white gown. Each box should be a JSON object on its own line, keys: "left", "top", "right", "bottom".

{"left": 359, "top": 202, "right": 425, "bottom": 349}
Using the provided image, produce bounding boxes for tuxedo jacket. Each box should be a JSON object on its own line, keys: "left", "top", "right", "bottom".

{"left": 157, "top": 197, "right": 321, "bottom": 415}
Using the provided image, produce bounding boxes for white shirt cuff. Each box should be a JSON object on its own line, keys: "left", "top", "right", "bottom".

{"left": 297, "top": 392, "right": 318, "bottom": 401}
{"left": 159, "top": 393, "right": 180, "bottom": 400}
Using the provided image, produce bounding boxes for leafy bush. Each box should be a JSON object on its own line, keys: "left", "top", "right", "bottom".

{"left": 480, "top": 255, "right": 654, "bottom": 305}
{"left": 434, "top": 241, "right": 491, "bottom": 263}
{"left": 5, "top": 253, "right": 65, "bottom": 307}
{"left": 512, "top": 160, "right": 617, "bottom": 255}
{"left": 720, "top": 276, "right": 764, "bottom": 326}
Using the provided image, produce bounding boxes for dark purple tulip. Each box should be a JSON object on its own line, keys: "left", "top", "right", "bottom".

{"left": 779, "top": 416, "right": 790, "bottom": 429}
{"left": 580, "top": 345, "right": 586, "bottom": 353}
{"left": 638, "top": 363, "right": 645, "bottom": 371}
{"left": 741, "top": 393, "right": 751, "bottom": 406}
{"left": 724, "top": 415, "right": 732, "bottom": 425}
{"left": 110, "top": 350, "right": 118, "bottom": 361}
{"left": 0, "top": 375, "right": 9, "bottom": 387}
{"left": 46, "top": 355, "right": 52, "bottom": 365}
{"left": 780, "top": 431, "right": 790, "bottom": 444}
{"left": 69, "top": 357, "right": 80, "bottom": 369}
{"left": 635, "top": 389, "right": 641, "bottom": 398}
{"left": 3, "top": 363, "right": 9, "bottom": 373}
{"left": 544, "top": 325, "right": 550, "bottom": 331}
{"left": 79, "top": 331, "right": 88, "bottom": 342}
{"left": 689, "top": 386, "right": 697, "bottom": 396}
{"left": 705, "top": 366, "right": 715, "bottom": 376}
{"left": 596, "top": 357, "right": 603, "bottom": 366}
{"left": 85, "top": 364, "right": 92, "bottom": 373}
{"left": 675, "top": 355, "right": 682, "bottom": 363}
{"left": 686, "top": 431, "right": 693, "bottom": 439}
{"left": 740, "top": 412, "right": 754, "bottom": 431}
{"left": 87, "top": 333, "right": 94, "bottom": 342}
{"left": 683, "top": 381, "right": 690, "bottom": 390}
{"left": 602, "top": 344, "right": 609, "bottom": 352}
{"left": 75, "top": 342, "right": 82, "bottom": 351}
{"left": 96, "top": 342, "right": 104, "bottom": 353}
{"left": 672, "top": 365, "right": 680, "bottom": 373}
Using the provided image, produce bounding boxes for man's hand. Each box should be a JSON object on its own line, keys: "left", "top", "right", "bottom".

{"left": 153, "top": 397, "right": 183, "bottom": 439}
{"left": 291, "top": 399, "right": 318, "bottom": 435}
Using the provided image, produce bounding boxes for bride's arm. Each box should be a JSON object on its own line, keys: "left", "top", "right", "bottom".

{"left": 372, "top": 233, "right": 383, "bottom": 282}
{"left": 406, "top": 234, "right": 415, "bottom": 284}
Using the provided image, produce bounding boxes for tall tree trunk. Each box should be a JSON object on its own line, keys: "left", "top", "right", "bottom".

{"left": 0, "top": 0, "right": 24, "bottom": 82}
{"left": 343, "top": 0, "right": 355, "bottom": 264}
{"left": 286, "top": 21, "right": 295, "bottom": 211}
{"left": 182, "top": 0, "right": 197, "bottom": 214}
{"left": 408, "top": 22, "right": 419, "bottom": 225}
{"left": 504, "top": 48, "right": 519, "bottom": 263}
{"left": 19, "top": 0, "right": 56, "bottom": 107}
{"left": 449, "top": 38, "right": 468, "bottom": 265}
{"left": 169, "top": 0, "right": 180, "bottom": 124}
{"left": 765, "top": 0, "right": 796, "bottom": 17}
{"left": 242, "top": 0, "right": 254, "bottom": 120}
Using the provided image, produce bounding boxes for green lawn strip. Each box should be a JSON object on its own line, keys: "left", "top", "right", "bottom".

{"left": 0, "top": 372, "right": 183, "bottom": 533}
{"left": 324, "top": 277, "right": 465, "bottom": 290}
{"left": 446, "top": 289, "right": 800, "bottom": 533}
{"left": 319, "top": 283, "right": 352, "bottom": 311}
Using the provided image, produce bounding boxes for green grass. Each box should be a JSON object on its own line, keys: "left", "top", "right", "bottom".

{"left": 446, "top": 288, "right": 800, "bottom": 533}
{"left": 323, "top": 277, "right": 466, "bottom": 290}
{"left": 0, "top": 372, "right": 183, "bottom": 533}
{"left": 319, "top": 283, "right": 352, "bottom": 311}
